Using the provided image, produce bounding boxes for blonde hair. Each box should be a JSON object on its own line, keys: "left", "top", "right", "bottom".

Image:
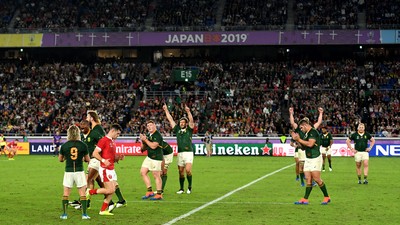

{"left": 298, "top": 117, "right": 310, "bottom": 125}
{"left": 87, "top": 110, "right": 101, "bottom": 123}
{"left": 67, "top": 125, "right": 81, "bottom": 141}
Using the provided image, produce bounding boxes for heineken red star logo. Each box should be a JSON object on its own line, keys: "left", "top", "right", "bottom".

{"left": 262, "top": 146, "right": 271, "bottom": 155}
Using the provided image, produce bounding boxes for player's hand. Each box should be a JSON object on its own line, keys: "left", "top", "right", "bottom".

{"left": 289, "top": 107, "right": 294, "bottom": 114}
{"left": 114, "top": 154, "right": 125, "bottom": 163}
{"left": 318, "top": 107, "right": 324, "bottom": 113}
{"left": 102, "top": 159, "right": 111, "bottom": 167}
{"left": 291, "top": 132, "right": 300, "bottom": 141}
{"left": 139, "top": 133, "right": 147, "bottom": 141}
{"left": 163, "top": 104, "right": 168, "bottom": 111}
{"left": 184, "top": 105, "right": 190, "bottom": 112}
{"left": 141, "top": 140, "right": 148, "bottom": 152}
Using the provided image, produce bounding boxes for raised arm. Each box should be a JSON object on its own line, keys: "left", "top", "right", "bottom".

{"left": 313, "top": 107, "right": 324, "bottom": 129}
{"left": 163, "top": 104, "right": 176, "bottom": 128}
{"left": 289, "top": 107, "right": 298, "bottom": 129}
{"left": 185, "top": 105, "right": 194, "bottom": 129}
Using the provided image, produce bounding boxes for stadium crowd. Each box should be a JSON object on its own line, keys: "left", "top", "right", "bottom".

{"left": 0, "top": 0, "right": 399, "bottom": 31}
{"left": 222, "top": 0, "right": 288, "bottom": 30}
{"left": 366, "top": 0, "right": 400, "bottom": 29}
{"left": 0, "top": 0, "right": 17, "bottom": 32}
{"left": 152, "top": 0, "right": 217, "bottom": 30}
{"left": 294, "top": 0, "right": 359, "bottom": 29}
{"left": 0, "top": 58, "right": 399, "bottom": 137}
{"left": 12, "top": 0, "right": 149, "bottom": 31}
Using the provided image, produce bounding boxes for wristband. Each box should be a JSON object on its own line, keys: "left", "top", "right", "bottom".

{"left": 101, "top": 159, "right": 105, "bottom": 163}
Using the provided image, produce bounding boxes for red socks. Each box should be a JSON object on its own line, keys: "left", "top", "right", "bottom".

{"left": 100, "top": 202, "right": 109, "bottom": 211}
{"left": 89, "top": 189, "right": 97, "bottom": 195}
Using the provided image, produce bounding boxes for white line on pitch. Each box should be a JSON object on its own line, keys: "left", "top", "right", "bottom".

{"left": 94, "top": 200, "right": 292, "bottom": 205}
{"left": 163, "top": 163, "right": 295, "bottom": 225}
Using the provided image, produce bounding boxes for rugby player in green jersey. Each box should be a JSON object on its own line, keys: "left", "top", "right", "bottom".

{"left": 59, "top": 125, "right": 90, "bottom": 220}
{"left": 346, "top": 123, "right": 375, "bottom": 184}
{"left": 84, "top": 112, "right": 106, "bottom": 209}
{"left": 289, "top": 107, "right": 323, "bottom": 186}
{"left": 163, "top": 104, "right": 195, "bottom": 194}
{"left": 320, "top": 127, "right": 333, "bottom": 172}
{"left": 140, "top": 120, "right": 164, "bottom": 200}
{"left": 291, "top": 118, "right": 330, "bottom": 205}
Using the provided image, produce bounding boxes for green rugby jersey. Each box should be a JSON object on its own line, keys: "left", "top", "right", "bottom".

{"left": 83, "top": 124, "right": 105, "bottom": 157}
{"left": 320, "top": 132, "right": 333, "bottom": 147}
{"left": 294, "top": 127, "right": 306, "bottom": 152}
{"left": 161, "top": 141, "right": 173, "bottom": 155}
{"left": 172, "top": 125, "right": 193, "bottom": 153}
{"left": 349, "top": 132, "right": 372, "bottom": 152}
{"left": 60, "top": 140, "right": 88, "bottom": 172}
{"left": 144, "top": 130, "right": 163, "bottom": 161}
{"left": 92, "top": 124, "right": 106, "bottom": 136}
{"left": 302, "top": 128, "right": 321, "bottom": 159}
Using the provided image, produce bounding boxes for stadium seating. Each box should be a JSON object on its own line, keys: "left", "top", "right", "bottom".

{"left": 294, "top": 0, "right": 359, "bottom": 30}
{"left": 222, "top": 0, "right": 288, "bottom": 30}
{"left": 0, "top": 59, "right": 398, "bottom": 137}
{"left": 0, "top": 0, "right": 398, "bottom": 31}
{"left": 366, "top": 0, "right": 400, "bottom": 29}
{"left": 152, "top": 0, "right": 217, "bottom": 31}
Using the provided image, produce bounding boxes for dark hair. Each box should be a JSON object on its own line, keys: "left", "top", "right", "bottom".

{"left": 110, "top": 124, "right": 122, "bottom": 132}
{"left": 80, "top": 120, "right": 90, "bottom": 126}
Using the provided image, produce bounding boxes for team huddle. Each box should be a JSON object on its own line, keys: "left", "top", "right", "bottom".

{"left": 289, "top": 107, "right": 375, "bottom": 205}
{"left": 58, "top": 105, "right": 195, "bottom": 220}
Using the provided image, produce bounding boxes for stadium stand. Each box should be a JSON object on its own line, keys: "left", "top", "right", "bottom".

{"left": 294, "top": 0, "right": 359, "bottom": 30}
{"left": 366, "top": 0, "right": 400, "bottom": 29}
{"left": 0, "top": 59, "right": 398, "bottom": 137}
{"left": 221, "top": 0, "right": 288, "bottom": 30}
{"left": 152, "top": 0, "right": 217, "bottom": 31}
{"left": 10, "top": 0, "right": 149, "bottom": 32}
{"left": 0, "top": 0, "right": 398, "bottom": 31}
{"left": 0, "top": 0, "right": 18, "bottom": 32}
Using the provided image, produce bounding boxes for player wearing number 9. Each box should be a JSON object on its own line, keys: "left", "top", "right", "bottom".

{"left": 59, "top": 125, "right": 91, "bottom": 220}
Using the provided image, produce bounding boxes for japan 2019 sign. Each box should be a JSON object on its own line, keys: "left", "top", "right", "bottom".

{"left": 165, "top": 33, "right": 248, "bottom": 44}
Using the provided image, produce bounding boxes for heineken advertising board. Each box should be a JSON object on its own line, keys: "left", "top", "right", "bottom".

{"left": 194, "top": 143, "right": 274, "bottom": 156}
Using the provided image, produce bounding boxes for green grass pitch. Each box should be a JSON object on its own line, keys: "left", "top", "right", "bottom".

{"left": 0, "top": 155, "right": 399, "bottom": 225}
